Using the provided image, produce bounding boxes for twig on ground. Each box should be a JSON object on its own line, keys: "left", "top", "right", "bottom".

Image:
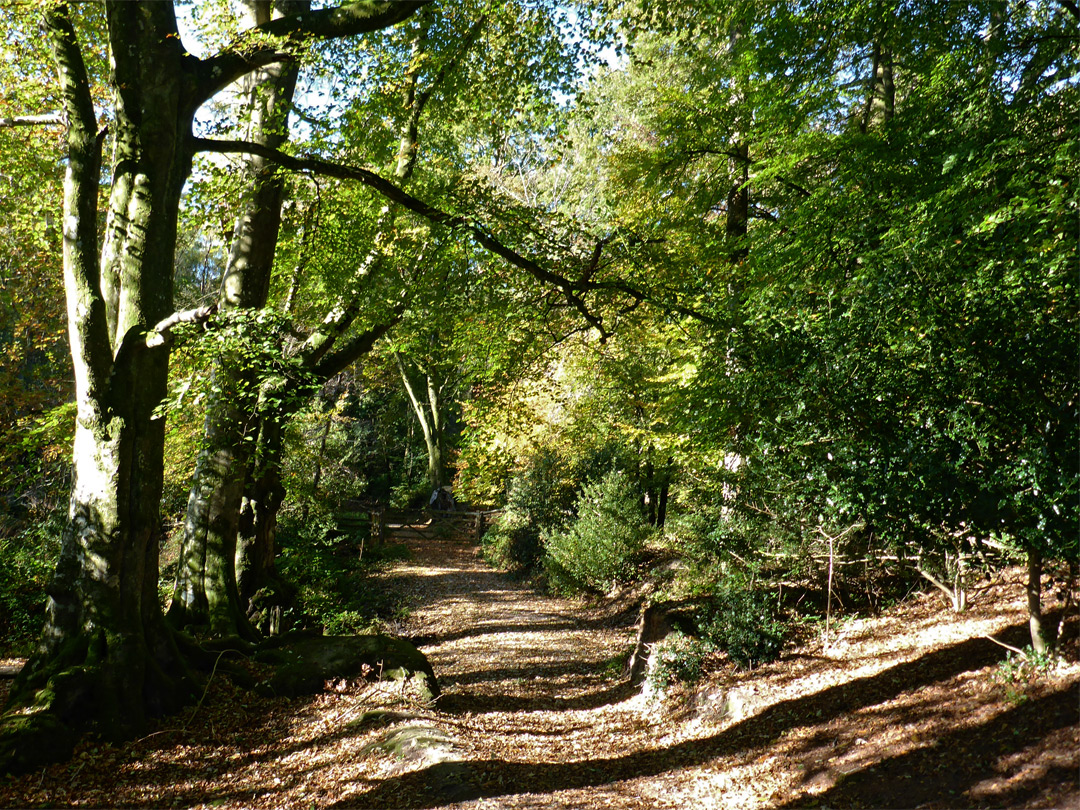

{"left": 185, "top": 649, "right": 242, "bottom": 731}
{"left": 982, "top": 634, "right": 1029, "bottom": 658}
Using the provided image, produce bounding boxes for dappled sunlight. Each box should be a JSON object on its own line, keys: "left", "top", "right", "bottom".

{"left": 1, "top": 536, "right": 1074, "bottom": 810}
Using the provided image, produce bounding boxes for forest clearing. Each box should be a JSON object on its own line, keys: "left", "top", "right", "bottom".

{"left": 1, "top": 532, "right": 1077, "bottom": 809}
{"left": 0, "top": 0, "right": 1076, "bottom": 803}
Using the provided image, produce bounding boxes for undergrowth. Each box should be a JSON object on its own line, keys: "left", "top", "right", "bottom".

{"left": 277, "top": 509, "right": 411, "bottom": 636}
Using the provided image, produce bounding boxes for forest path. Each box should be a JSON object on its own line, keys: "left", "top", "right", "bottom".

{"left": 344, "top": 535, "right": 1080, "bottom": 810}
{"left": 355, "top": 534, "right": 661, "bottom": 808}
{"left": 0, "top": 535, "right": 1076, "bottom": 810}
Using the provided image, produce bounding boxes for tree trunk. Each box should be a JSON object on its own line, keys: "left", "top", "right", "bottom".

{"left": 726, "top": 142, "right": 749, "bottom": 263}
{"left": 656, "top": 475, "right": 669, "bottom": 530}
{"left": 305, "top": 409, "right": 334, "bottom": 522}
{"left": 397, "top": 354, "right": 448, "bottom": 492}
{"left": 168, "top": 0, "right": 303, "bottom": 640}
{"left": 1027, "top": 546, "right": 1049, "bottom": 654}
{"left": 167, "top": 360, "right": 259, "bottom": 639}
{"left": 2, "top": 4, "right": 199, "bottom": 769}
{"left": 236, "top": 408, "right": 293, "bottom": 635}
{"left": 861, "top": 41, "right": 895, "bottom": 132}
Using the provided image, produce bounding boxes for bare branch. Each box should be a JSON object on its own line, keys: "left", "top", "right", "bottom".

{"left": 981, "top": 634, "right": 1030, "bottom": 658}
{"left": 146, "top": 303, "right": 219, "bottom": 347}
{"left": 0, "top": 113, "right": 64, "bottom": 128}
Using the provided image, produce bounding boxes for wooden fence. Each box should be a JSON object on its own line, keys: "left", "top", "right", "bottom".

{"left": 371, "top": 509, "right": 502, "bottom": 543}
{"left": 336, "top": 502, "right": 501, "bottom": 545}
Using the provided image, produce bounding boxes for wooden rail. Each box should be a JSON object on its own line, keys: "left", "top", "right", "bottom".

{"left": 370, "top": 509, "right": 502, "bottom": 544}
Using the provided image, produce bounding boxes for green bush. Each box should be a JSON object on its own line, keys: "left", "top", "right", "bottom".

{"left": 698, "top": 588, "right": 785, "bottom": 669}
{"left": 646, "top": 630, "right": 711, "bottom": 690}
{"left": 0, "top": 511, "right": 64, "bottom": 652}
{"left": 483, "top": 446, "right": 577, "bottom": 571}
{"left": 483, "top": 510, "right": 540, "bottom": 572}
{"left": 276, "top": 508, "right": 410, "bottom": 634}
{"left": 543, "top": 470, "right": 652, "bottom": 594}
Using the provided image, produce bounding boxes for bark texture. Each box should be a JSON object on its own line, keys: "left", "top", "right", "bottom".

{"left": 169, "top": 0, "right": 304, "bottom": 640}
{"left": 4, "top": 2, "right": 200, "bottom": 757}
{"left": 1, "top": 0, "right": 428, "bottom": 775}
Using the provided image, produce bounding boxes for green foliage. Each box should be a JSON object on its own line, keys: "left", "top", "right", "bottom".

{"left": 995, "top": 646, "right": 1059, "bottom": 682}
{"left": 646, "top": 631, "right": 712, "bottom": 691}
{"left": 697, "top": 589, "right": 786, "bottom": 670}
{"left": 0, "top": 510, "right": 64, "bottom": 652}
{"left": 583, "top": 0, "right": 1080, "bottom": 616}
{"left": 276, "top": 508, "right": 410, "bottom": 635}
{"left": 0, "top": 402, "right": 73, "bottom": 653}
{"left": 993, "top": 645, "right": 1060, "bottom": 705}
{"left": 482, "top": 445, "right": 577, "bottom": 571}
{"left": 542, "top": 470, "right": 652, "bottom": 594}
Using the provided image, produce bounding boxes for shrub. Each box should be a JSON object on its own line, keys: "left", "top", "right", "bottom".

{"left": 276, "top": 508, "right": 410, "bottom": 634}
{"left": 646, "top": 630, "right": 712, "bottom": 690}
{"left": 483, "top": 510, "right": 541, "bottom": 572}
{"left": 0, "top": 511, "right": 64, "bottom": 652}
{"left": 698, "top": 588, "right": 785, "bottom": 669}
{"left": 543, "top": 470, "right": 652, "bottom": 594}
{"left": 483, "top": 447, "right": 576, "bottom": 571}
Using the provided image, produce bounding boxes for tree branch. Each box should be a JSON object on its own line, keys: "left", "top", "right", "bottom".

{"left": 196, "top": 1, "right": 431, "bottom": 103}
{"left": 191, "top": 136, "right": 634, "bottom": 339}
{"left": 0, "top": 113, "right": 64, "bottom": 128}
{"left": 45, "top": 6, "right": 112, "bottom": 404}
{"left": 311, "top": 311, "right": 402, "bottom": 381}
{"left": 146, "top": 303, "right": 219, "bottom": 347}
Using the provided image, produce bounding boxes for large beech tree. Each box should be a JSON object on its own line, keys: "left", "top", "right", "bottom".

{"left": 0, "top": 0, "right": 428, "bottom": 773}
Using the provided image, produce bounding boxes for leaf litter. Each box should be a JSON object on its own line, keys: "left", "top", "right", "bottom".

{"left": 0, "top": 537, "right": 1076, "bottom": 809}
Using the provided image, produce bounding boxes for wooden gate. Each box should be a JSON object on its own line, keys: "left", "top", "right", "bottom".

{"left": 369, "top": 509, "right": 501, "bottom": 544}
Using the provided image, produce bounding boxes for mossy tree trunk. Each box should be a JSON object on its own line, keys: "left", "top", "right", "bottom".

{"left": 234, "top": 317, "right": 401, "bottom": 616}
{"left": 168, "top": 0, "right": 304, "bottom": 641}
{"left": 236, "top": 404, "right": 291, "bottom": 630}
{"left": 1, "top": 0, "right": 429, "bottom": 774}
{"left": 7, "top": 2, "right": 200, "bottom": 749}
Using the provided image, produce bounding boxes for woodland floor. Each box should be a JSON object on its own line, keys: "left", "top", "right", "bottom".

{"left": 0, "top": 535, "right": 1077, "bottom": 810}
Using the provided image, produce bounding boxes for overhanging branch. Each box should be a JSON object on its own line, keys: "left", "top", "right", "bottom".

{"left": 196, "top": 1, "right": 432, "bottom": 103}
{"left": 191, "top": 136, "right": 639, "bottom": 339}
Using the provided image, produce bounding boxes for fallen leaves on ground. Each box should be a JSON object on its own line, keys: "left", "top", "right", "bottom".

{"left": 0, "top": 538, "right": 1076, "bottom": 809}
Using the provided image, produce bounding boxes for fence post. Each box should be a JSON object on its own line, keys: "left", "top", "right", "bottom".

{"left": 371, "top": 509, "right": 384, "bottom": 547}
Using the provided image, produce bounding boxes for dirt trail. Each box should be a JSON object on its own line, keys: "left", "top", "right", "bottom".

{"left": 352, "top": 535, "right": 1080, "bottom": 810}
{"left": 0, "top": 534, "right": 1076, "bottom": 809}
{"left": 362, "top": 535, "right": 653, "bottom": 807}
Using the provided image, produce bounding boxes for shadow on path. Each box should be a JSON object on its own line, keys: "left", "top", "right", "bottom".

{"left": 332, "top": 623, "right": 1076, "bottom": 808}
{"left": 775, "top": 682, "right": 1079, "bottom": 809}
